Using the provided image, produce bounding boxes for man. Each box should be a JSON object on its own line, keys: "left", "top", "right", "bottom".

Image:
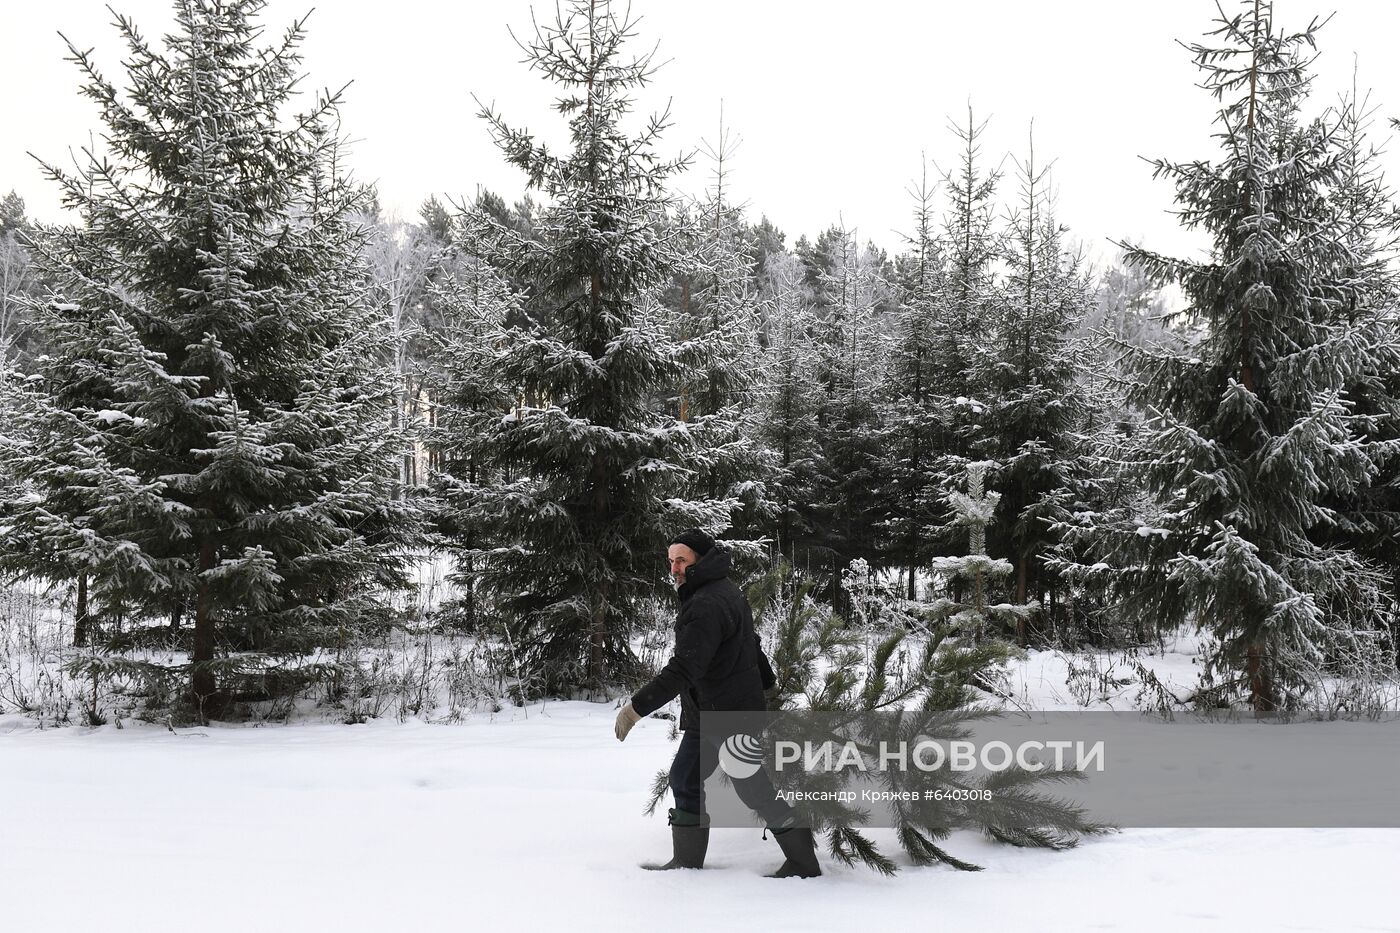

{"left": 614, "top": 528, "right": 821, "bottom": 878}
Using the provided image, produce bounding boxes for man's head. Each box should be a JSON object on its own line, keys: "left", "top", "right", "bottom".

{"left": 667, "top": 528, "right": 714, "bottom": 587}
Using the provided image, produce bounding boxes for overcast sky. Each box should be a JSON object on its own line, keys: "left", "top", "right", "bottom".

{"left": 3, "top": 1, "right": 1397, "bottom": 267}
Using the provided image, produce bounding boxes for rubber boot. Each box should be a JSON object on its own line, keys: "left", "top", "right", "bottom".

{"left": 641, "top": 808, "right": 710, "bottom": 870}
{"left": 767, "top": 826, "right": 821, "bottom": 878}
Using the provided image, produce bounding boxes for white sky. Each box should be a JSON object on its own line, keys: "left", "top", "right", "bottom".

{"left": 3, "top": 0, "right": 1397, "bottom": 268}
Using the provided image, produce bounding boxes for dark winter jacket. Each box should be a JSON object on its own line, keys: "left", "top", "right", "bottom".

{"left": 630, "top": 546, "right": 776, "bottom": 730}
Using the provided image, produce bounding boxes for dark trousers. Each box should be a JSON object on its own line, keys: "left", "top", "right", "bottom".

{"left": 669, "top": 727, "right": 793, "bottom": 828}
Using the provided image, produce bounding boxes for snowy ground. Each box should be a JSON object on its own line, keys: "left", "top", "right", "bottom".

{"left": 3, "top": 700, "right": 1398, "bottom": 933}
{"left": 3, "top": 585, "right": 1396, "bottom": 933}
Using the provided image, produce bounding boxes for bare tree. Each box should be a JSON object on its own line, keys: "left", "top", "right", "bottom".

{"left": 0, "top": 202, "right": 36, "bottom": 362}
{"left": 364, "top": 214, "right": 440, "bottom": 490}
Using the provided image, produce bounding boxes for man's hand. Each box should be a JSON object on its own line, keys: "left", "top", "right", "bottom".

{"left": 615, "top": 702, "right": 642, "bottom": 742}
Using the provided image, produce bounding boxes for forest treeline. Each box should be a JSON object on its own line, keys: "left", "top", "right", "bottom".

{"left": 0, "top": 0, "right": 1396, "bottom": 722}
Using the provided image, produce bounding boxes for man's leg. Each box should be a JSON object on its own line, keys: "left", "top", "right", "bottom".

{"left": 643, "top": 729, "right": 710, "bottom": 870}
{"left": 696, "top": 727, "right": 821, "bottom": 879}
{"left": 693, "top": 727, "right": 794, "bottom": 828}
{"left": 726, "top": 754, "right": 798, "bottom": 829}
{"left": 668, "top": 727, "right": 705, "bottom": 815}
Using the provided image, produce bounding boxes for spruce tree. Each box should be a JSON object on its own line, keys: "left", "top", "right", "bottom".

{"left": 444, "top": 0, "right": 746, "bottom": 693}
{"left": 754, "top": 250, "right": 826, "bottom": 563}
{"left": 979, "top": 133, "right": 1095, "bottom": 643}
{"left": 1056, "top": 2, "right": 1398, "bottom": 710}
{"left": 1322, "top": 85, "right": 1400, "bottom": 618}
{"left": 880, "top": 161, "right": 948, "bottom": 600}
{"left": 935, "top": 106, "right": 1001, "bottom": 412}
{"left": 0, "top": 0, "right": 420, "bottom": 717}
{"left": 810, "top": 226, "right": 892, "bottom": 584}
{"left": 658, "top": 554, "right": 1106, "bottom": 875}
{"left": 667, "top": 112, "right": 771, "bottom": 535}
{"left": 425, "top": 204, "right": 523, "bottom": 633}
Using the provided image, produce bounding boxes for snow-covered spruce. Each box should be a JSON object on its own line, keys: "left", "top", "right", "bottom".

{"left": 1051, "top": 4, "right": 1400, "bottom": 711}
{"left": 0, "top": 0, "right": 422, "bottom": 720}
{"left": 428, "top": 0, "right": 755, "bottom": 696}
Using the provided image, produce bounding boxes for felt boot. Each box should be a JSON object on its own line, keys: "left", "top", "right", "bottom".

{"left": 767, "top": 826, "right": 821, "bottom": 878}
{"left": 641, "top": 808, "right": 710, "bottom": 870}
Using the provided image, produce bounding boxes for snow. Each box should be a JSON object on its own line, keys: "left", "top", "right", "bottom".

{"left": 1, "top": 696, "right": 1395, "bottom": 931}
{"left": 1008, "top": 632, "right": 1204, "bottom": 711}
{"left": 0, "top": 583, "right": 1392, "bottom": 932}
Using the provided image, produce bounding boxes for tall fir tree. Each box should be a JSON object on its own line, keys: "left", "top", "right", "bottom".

{"left": 754, "top": 250, "right": 826, "bottom": 563}
{"left": 0, "top": 0, "right": 420, "bottom": 717}
{"left": 935, "top": 106, "right": 1002, "bottom": 411}
{"left": 441, "top": 0, "right": 746, "bottom": 693}
{"left": 1320, "top": 82, "right": 1400, "bottom": 615}
{"left": 426, "top": 202, "right": 524, "bottom": 633}
{"left": 880, "top": 160, "right": 948, "bottom": 600}
{"left": 1055, "top": 1, "right": 1398, "bottom": 709}
{"left": 979, "top": 132, "right": 1095, "bottom": 643}
{"left": 811, "top": 226, "right": 892, "bottom": 588}
{"left": 666, "top": 110, "right": 772, "bottom": 535}
{"left": 919, "top": 107, "right": 1003, "bottom": 607}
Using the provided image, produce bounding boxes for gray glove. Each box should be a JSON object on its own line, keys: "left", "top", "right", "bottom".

{"left": 615, "top": 702, "right": 642, "bottom": 742}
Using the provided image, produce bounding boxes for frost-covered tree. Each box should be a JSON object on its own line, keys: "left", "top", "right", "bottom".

{"left": 364, "top": 210, "right": 441, "bottom": 491}
{"left": 1090, "top": 244, "right": 1178, "bottom": 354}
{"left": 794, "top": 224, "right": 845, "bottom": 314}
{"left": 0, "top": 191, "right": 39, "bottom": 364}
{"left": 935, "top": 106, "right": 1002, "bottom": 411}
{"left": 880, "top": 162, "right": 948, "bottom": 599}
{"left": 743, "top": 214, "right": 787, "bottom": 297}
{"left": 665, "top": 111, "right": 772, "bottom": 534}
{"left": 0, "top": 0, "right": 421, "bottom": 716}
{"left": 927, "top": 461, "right": 1036, "bottom": 641}
{"left": 425, "top": 205, "right": 523, "bottom": 633}
{"left": 1320, "top": 83, "right": 1400, "bottom": 613}
{"left": 1054, "top": 2, "right": 1399, "bottom": 710}
{"left": 705, "top": 556, "right": 1102, "bottom": 875}
{"left": 444, "top": 0, "right": 746, "bottom": 693}
{"left": 754, "top": 250, "right": 825, "bottom": 561}
{"left": 810, "top": 226, "right": 893, "bottom": 583}
{"left": 979, "top": 134, "right": 1096, "bottom": 642}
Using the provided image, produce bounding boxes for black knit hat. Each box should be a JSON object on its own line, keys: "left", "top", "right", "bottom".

{"left": 668, "top": 528, "right": 715, "bottom": 556}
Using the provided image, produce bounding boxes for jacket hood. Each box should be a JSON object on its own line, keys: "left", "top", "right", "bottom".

{"left": 678, "top": 545, "right": 730, "bottom": 601}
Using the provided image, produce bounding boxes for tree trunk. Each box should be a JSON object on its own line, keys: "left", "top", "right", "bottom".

{"left": 587, "top": 446, "right": 610, "bottom": 686}
{"left": 1245, "top": 639, "right": 1276, "bottom": 712}
{"left": 72, "top": 574, "right": 89, "bottom": 648}
{"left": 190, "top": 538, "right": 218, "bottom": 713}
{"left": 589, "top": 580, "right": 610, "bottom": 688}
